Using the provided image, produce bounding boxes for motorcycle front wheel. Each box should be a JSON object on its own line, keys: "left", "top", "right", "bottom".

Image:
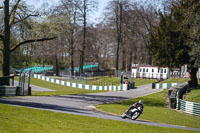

{"left": 121, "top": 111, "right": 127, "bottom": 119}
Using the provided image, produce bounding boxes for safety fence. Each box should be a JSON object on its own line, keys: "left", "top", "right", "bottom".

{"left": 0, "top": 71, "right": 32, "bottom": 96}
{"left": 0, "top": 86, "right": 20, "bottom": 96}
{"left": 152, "top": 82, "right": 179, "bottom": 89}
{"left": 177, "top": 99, "right": 200, "bottom": 116}
{"left": 33, "top": 74, "right": 128, "bottom": 91}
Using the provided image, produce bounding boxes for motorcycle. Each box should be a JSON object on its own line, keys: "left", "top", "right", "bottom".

{"left": 121, "top": 104, "right": 143, "bottom": 120}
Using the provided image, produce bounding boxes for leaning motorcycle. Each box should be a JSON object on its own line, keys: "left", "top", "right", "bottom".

{"left": 121, "top": 104, "right": 143, "bottom": 120}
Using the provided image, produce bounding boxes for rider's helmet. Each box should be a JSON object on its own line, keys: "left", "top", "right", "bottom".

{"left": 138, "top": 100, "right": 143, "bottom": 104}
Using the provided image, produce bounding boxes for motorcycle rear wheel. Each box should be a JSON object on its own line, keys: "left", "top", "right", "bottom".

{"left": 131, "top": 111, "right": 141, "bottom": 120}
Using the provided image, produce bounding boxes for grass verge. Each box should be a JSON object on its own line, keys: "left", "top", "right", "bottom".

{"left": 17, "top": 78, "right": 105, "bottom": 96}
{"left": 134, "top": 79, "right": 156, "bottom": 86}
{"left": 160, "top": 78, "right": 200, "bottom": 103}
{"left": 0, "top": 103, "right": 198, "bottom": 133}
{"left": 15, "top": 77, "right": 156, "bottom": 96}
{"left": 96, "top": 90, "right": 200, "bottom": 128}
{"left": 185, "top": 87, "right": 200, "bottom": 103}
{"left": 36, "top": 76, "right": 156, "bottom": 87}
{"left": 160, "top": 78, "right": 190, "bottom": 83}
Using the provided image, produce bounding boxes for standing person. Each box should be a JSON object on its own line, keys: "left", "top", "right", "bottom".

{"left": 125, "top": 80, "right": 129, "bottom": 90}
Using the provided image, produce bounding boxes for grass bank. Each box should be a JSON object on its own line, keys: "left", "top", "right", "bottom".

{"left": 160, "top": 78, "right": 200, "bottom": 103}
{"left": 15, "top": 77, "right": 104, "bottom": 96}
{"left": 39, "top": 76, "right": 156, "bottom": 86}
{"left": 0, "top": 103, "right": 198, "bottom": 133}
{"left": 160, "top": 78, "right": 190, "bottom": 83}
{"left": 15, "top": 76, "right": 156, "bottom": 96}
{"left": 96, "top": 90, "right": 200, "bottom": 128}
{"left": 134, "top": 78, "right": 156, "bottom": 86}
{"left": 185, "top": 87, "right": 200, "bottom": 103}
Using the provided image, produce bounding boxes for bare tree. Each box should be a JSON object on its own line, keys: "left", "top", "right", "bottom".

{"left": 0, "top": 0, "right": 55, "bottom": 79}
{"left": 78, "top": 0, "right": 97, "bottom": 75}
{"left": 53, "top": 0, "right": 82, "bottom": 76}
{"left": 133, "top": 3, "right": 159, "bottom": 65}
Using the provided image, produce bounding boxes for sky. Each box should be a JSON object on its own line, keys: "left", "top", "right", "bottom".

{"left": 27, "top": 0, "right": 111, "bottom": 23}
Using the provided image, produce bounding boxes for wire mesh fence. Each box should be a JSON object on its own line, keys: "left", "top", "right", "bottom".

{"left": 18, "top": 70, "right": 31, "bottom": 96}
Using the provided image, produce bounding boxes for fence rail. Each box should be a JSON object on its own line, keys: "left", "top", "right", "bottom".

{"left": 177, "top": 99, "right": 200, "bottom": 116}
{"left": 152, "top": 82, "right": 179, "bottom": 89}
{"left": 33, "top": 74, "right": 128, "bottom": 91}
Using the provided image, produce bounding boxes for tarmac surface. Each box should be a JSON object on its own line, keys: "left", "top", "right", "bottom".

{"left": 1, "top": 83, "right": 200, "bottom": 132}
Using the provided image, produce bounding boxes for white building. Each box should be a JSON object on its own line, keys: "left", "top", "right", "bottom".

{"left": 131, "top": 65, "right": 170, "bottom": 79}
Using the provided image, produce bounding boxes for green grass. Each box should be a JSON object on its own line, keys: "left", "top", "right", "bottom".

{"left": 134, "top": 79, "right": 156, "bottom": 86}
{"left": 160, "top": 78, "right": 200, "bottom": 103}
{"left": 15, "top": 77, "right": 155, "bottom": 96}
{"left": 86, "top": 76, "right": 121, "bottom": 86}
{"left": 160, "top": 78, "right": 190, "bottom": 83}
{"left": 0, "top": 103, "right": 198, "bottom": 133}
{"left": 96, "top": 90, "right": 200, "bottom": 128}
{"left": 17, "top": 78, "right": 104, "bottom": 96}
{"left": 44, "top": 76, "right": 156, "bottom": 86}
{"left": 185, "top": 87, "right": 200, "bottom": 103}
{"left": 85, "top": 77, "right": 156, "bottom": 87}
{"left": 51, "top": 76, "right": 121, "bottom": 86}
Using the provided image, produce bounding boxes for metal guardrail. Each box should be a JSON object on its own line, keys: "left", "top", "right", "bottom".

{"left": 0, "top": 86, "right": 20, "bottom": 96}
{"left": 152, "top": 82, "right": 179, "bottom": 89}
{"left": 33, "top": 74, "right": 129, "bottom": 91}
{"left": 177, "top": 99, "right": 200, "bottom": 116}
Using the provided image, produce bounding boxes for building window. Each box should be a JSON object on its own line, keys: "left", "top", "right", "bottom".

{"left": 161, "top": 69, "right": 163, "bottom": 73}
{"left": 143, "top": 68, "right": 145, "bottom": 72}
{"left": 164, "top": 69, "right": 167, "bottom": 73}
{"left": 140, "top": 69, "right": 142, "bottom": 72}
{"left": 146, "top": 69, "right": 148, "bottom": 72}
{"left": 152, "top": 69, "right": 154, "bottom": 73}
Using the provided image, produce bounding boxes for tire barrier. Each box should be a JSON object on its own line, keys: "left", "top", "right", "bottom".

{"left": 33, "top": 74, "right": 128, "bottom": 91}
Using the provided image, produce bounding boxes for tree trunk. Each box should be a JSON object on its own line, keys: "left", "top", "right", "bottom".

{"left": 122, "top": 47, "right": 126, "bottom": 71}
{"left": 3, "top": 0, "right": 10, "bottom": 80}
{"left": 148, "top": 50, "right": 152, "bottom": 65}
{"left": 128, "top": 53, "right": 132, "bottom": 72}
{"left": 55, "top": 55, "right": 59, "bottom": 76}
{"left": 115, "top": 2, "right": 122, "bottom": 76}
{"left": 189, "top": 67, "right": 198, "bottom": 88}
{"left": 79, "top": 0, "right": 86, "bottom": 76}
{"left": 70, "top": 49, "right": 74, "bottom": 76}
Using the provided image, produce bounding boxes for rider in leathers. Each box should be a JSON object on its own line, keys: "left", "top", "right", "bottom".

{"left": 128, "top": 100, "right": 143, "bottom": 113}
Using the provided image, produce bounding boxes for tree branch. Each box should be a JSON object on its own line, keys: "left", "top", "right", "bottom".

{"left": 10, "top": 37, "right": 56, "bottom": 53}
{"left": 13, "top": 14, "right": 39, "bottom": 25}
{"left": 9, "top": 0, "right": 21, "bottom": 26}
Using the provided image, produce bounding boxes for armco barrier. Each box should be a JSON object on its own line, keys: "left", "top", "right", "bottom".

{"left": 177, "top": 99, "right": 200, "bottom": 116}
{"left": 0, "top": 86, "right": 20, "bottom": 96}
{"left": 152, "top": 82, "right": 179, "bottom": 89}
{"left": 33, "top": 74, "right": 128, "bottom": 91}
